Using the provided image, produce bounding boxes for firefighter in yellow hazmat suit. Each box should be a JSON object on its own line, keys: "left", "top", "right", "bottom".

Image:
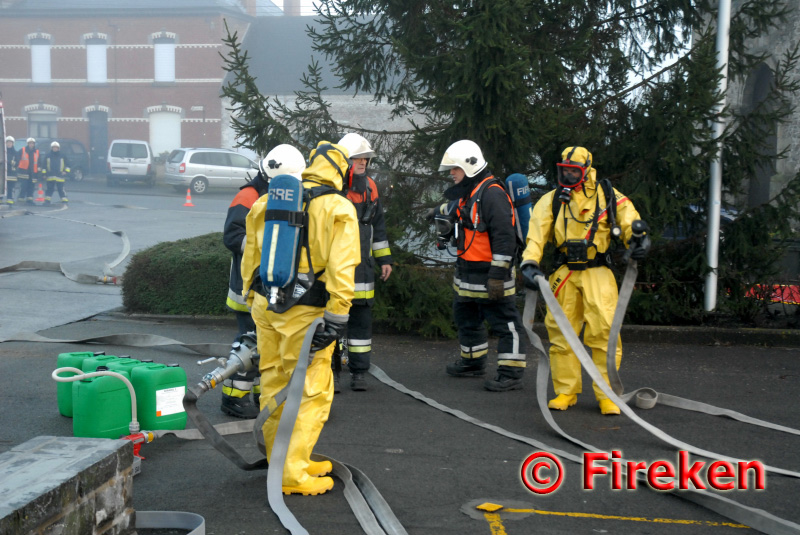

{"left": 520, "top": 147, "right": 650, "bottom": 415}
{"left": 241, "top": 141, "right": 360, "bottom": 495}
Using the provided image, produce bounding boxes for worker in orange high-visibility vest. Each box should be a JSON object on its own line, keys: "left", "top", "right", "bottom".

{"left": 17, "top": 138, "right": 40, "bottom": 205}
{"left": 435, "top": 140, "right": 527, "bottom": 392}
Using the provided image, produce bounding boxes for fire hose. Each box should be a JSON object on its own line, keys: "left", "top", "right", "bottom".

{"left": 0, "top": 209, "right": 129, "bottom": 284}
{"left": 363, "top": 252, "right": 800, "bottom": 535}
{"left": 172, "top": 321, "right": 408, "bottom": 535}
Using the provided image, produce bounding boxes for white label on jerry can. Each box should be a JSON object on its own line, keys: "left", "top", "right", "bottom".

{"left": 155, "top": 386, "right": 186, "bottom": 416}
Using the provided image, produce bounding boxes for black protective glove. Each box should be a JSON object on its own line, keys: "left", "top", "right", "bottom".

{"left": 629, "top": 235, "right": 651, "bottom": 261}
{"left": 521, "top": 263, "right": 546, "bottom": 291}
{"left": 627, "top": 220, "right": 651, "bottom": 262}
{"left": 424, "top": 206, "right": 438, "bottom": 223}
{"left": 310, "top": 316, "right": 348, "bottom": 352}
{"left": 487, "top": 278, "right": 505, "bottom": 300}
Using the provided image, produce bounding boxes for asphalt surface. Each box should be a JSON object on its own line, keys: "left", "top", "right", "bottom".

{"left": 1, "top": 175, "right": 799, "bottom": 535}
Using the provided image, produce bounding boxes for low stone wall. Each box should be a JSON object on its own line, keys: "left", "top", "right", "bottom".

{"left": 0, "top": 436, "right": 134, "bottom": 535}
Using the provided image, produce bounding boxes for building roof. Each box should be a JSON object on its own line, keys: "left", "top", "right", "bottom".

{"left": 1, "top": 0, "right": 262, "bottom": 17}
{"left": 226, "top": 15, "right": 353, "bottom": 96}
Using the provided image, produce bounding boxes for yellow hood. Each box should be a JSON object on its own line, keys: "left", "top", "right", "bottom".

{"left": 561, "top": 146, "right": 596, "bottom": 187}
{"left": 302, "top": 141, "right": 350, "bottom": 191}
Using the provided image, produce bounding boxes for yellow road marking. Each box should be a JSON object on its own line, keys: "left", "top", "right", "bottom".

{"left": 500, "top": 508, "right": 748, "bottom": 528}
{"left": 483, "top": 513, "right": 507, "bottom": 535}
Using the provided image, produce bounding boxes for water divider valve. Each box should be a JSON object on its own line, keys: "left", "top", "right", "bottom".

{"left": 195, "top": 332, "right": 259, "bottom": 393}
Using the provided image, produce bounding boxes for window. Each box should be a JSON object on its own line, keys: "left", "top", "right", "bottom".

{"left": 28, "top": 112, "right": 57, "bottom": 139}
{"left": 152, "top": 32, "right": 176, "bottom": 83}
{"left": 207, "top": 152, "right": 231, "bottom": 167}
{"left": 230, "top": 154, "right": 255, "bottom": 169}
{"left": 168, "top": 150, "right": 185, "bottom": 163}
{"left": 189, "top": 152, "right": 208, "bottom": 165}
{"left": 28, "top": 33, "right": 52, "bottom": 84}
{"left": 110, "top": 143, "right": 149, "bottom": 159}
{"left": 84, "top": 34, "right": 108, "bottom": 84}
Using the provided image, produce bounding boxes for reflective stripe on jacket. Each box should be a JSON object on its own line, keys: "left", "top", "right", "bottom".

{"left": 43, "top": 151, "right": 67, "bottom": 181}
{"left": 224, "top": 174, "right": 270, "bottom": 312}
{"left": 453, "top": 172, "right": 517, "bottom": 300}
{"left": 345, "top": 174, "right": 392, "bottom": 305}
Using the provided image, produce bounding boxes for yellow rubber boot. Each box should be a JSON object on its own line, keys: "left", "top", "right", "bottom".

{"left": 548, "top": 394, "right": 578, "bottom": 410}
{"left": 282, "top": 476, "right": 334, "bottom": 496}
{"left": 599, "top": 399, "right": 621, "bottom": 415}
{"left": 307, "top": 460, "right": 332, "bottom": 477}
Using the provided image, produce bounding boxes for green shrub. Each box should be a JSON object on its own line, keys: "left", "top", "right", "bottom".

{"left": 373, "top": 252, "right": 457, "bottom": 338}
{"left": 122, "top": 233, "right": 232, "bottom": 316}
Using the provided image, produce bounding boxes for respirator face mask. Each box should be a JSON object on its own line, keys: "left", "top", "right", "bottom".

{"left": 557, "top": 162, "right": 587, "bottom": 188}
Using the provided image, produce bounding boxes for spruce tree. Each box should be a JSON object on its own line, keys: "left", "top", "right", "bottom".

{"left": 221, "top": 2, "right": 800, "bottom": 325}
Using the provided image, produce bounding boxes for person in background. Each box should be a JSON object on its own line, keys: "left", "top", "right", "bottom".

{"left": 42, "top": 141, "right": 69, "bottom": 204}
{"left": 334, "top": 133, "right": 393, "bottom": 392}
{"left": 17, "top": 137, "right": 40, "bottom": 205}
{"left": 5, "top": 136, "right": 18, "bottom": 204}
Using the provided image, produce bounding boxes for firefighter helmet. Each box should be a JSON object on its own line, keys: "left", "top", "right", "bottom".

{"left": 438, "top": 140, "right": 487, "bottom": 178}
{"left": 337, "top": 133, "right": 376, "bottom": 159}
{"left": 260, "top": 144, "right": 306, "bottom": 179}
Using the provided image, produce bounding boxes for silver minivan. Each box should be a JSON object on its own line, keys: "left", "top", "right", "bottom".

{"left": 106, "top": 139, "right": 155, "bottom": 187}
{"left": 164, "top": 148, "right": 259, "bottom": 194}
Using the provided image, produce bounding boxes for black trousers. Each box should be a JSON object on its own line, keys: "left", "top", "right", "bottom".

{"left": 346, "top": 303, "right": 373, "bottom": 373}
{"left": 453, "top": 296, "right": 527, "bottom": 375}
{"left": 45, "top": 180, "right": 67, "bottom": 201}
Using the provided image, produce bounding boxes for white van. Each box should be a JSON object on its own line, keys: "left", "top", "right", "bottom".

{"left": 106, "top": 139, "right": 155, "bottom": 187}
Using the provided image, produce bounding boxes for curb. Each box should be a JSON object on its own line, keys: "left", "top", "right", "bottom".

{"left": 98, "top": 311, "right": 800, "bottom": 348}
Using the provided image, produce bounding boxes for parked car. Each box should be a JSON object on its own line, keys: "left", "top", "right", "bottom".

{"left": 164, "top": 148, "right": 259, "bottom": 194}
{"left": 106, "top": 139, "right": 155, "bottom": 187}
{"left": 12, "top": 137, "right": 89, "bottom": 181}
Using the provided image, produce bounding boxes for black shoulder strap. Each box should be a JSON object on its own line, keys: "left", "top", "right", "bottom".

{"left": 599, "top": 178, "right": 617, "bottom": 230}
{"left": 551, "top": 185, "right": 563, "bottom": 226}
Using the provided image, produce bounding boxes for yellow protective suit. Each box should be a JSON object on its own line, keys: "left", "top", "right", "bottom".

{"left": 521, "top": 147, "right": 641, "bottom": 402}
{"left": 241, "top": 141, "right": 359, "bottom": 488}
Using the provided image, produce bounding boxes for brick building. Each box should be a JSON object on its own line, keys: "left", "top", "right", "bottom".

{"left": 0, "top": 0, "right": 280, "bottom": 175}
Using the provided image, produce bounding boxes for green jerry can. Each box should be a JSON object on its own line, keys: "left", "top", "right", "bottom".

{"left": 81, "top": 354, "right": 120, "bottom": 373}
{"left": 72, "top": 367, "right": 133, "bottom": 439}
{"left": 105, "top": 358, "right": 144, "bottom": 378}
{"left": 130, "top": 363, "right": 187, "bottom": 430}
{"left": 55, "top": 351, "right": 100, "bottom": 417}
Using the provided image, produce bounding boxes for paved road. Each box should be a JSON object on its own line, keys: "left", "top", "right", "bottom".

{"left": 0, "top": 175, "right": 234, "bottom": 341}
{"left": 1, "top": 315, "right": 798, "bottom": 534}
{"left": 1, "top": 174, "right": 799, "bottom": 534}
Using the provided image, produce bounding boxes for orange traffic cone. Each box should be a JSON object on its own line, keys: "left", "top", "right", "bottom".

{"left": 183, "top": 188, "right": 195, "bottom": 207}
{"left": 34, "top": 182, "right": 45, "bottom": 204}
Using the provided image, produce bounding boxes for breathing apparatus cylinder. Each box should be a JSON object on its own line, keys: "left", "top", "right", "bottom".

{"left": 260, "top": 174, "right": 305, "bottom": 307}
{"left": 505, "top": 173, "right": 532, "bottom": 243}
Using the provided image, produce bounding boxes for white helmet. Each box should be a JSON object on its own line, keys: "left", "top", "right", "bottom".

{"left": 5, "top": 136, "right": 14, "bottom": 143}
{"left": 337, "top": 133, "right": 376, "bottom": 159}
{"left": 260, "top": 144, "right": 306, "bottom": 179}
{"left": 26, "top": 137, "right": 35, "bottom": 144}
{"left": 51, "top": 141, "right": 60, "bottom": 149}
{"left": 438, "top": 140, "right": 487, "bottom": 178}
